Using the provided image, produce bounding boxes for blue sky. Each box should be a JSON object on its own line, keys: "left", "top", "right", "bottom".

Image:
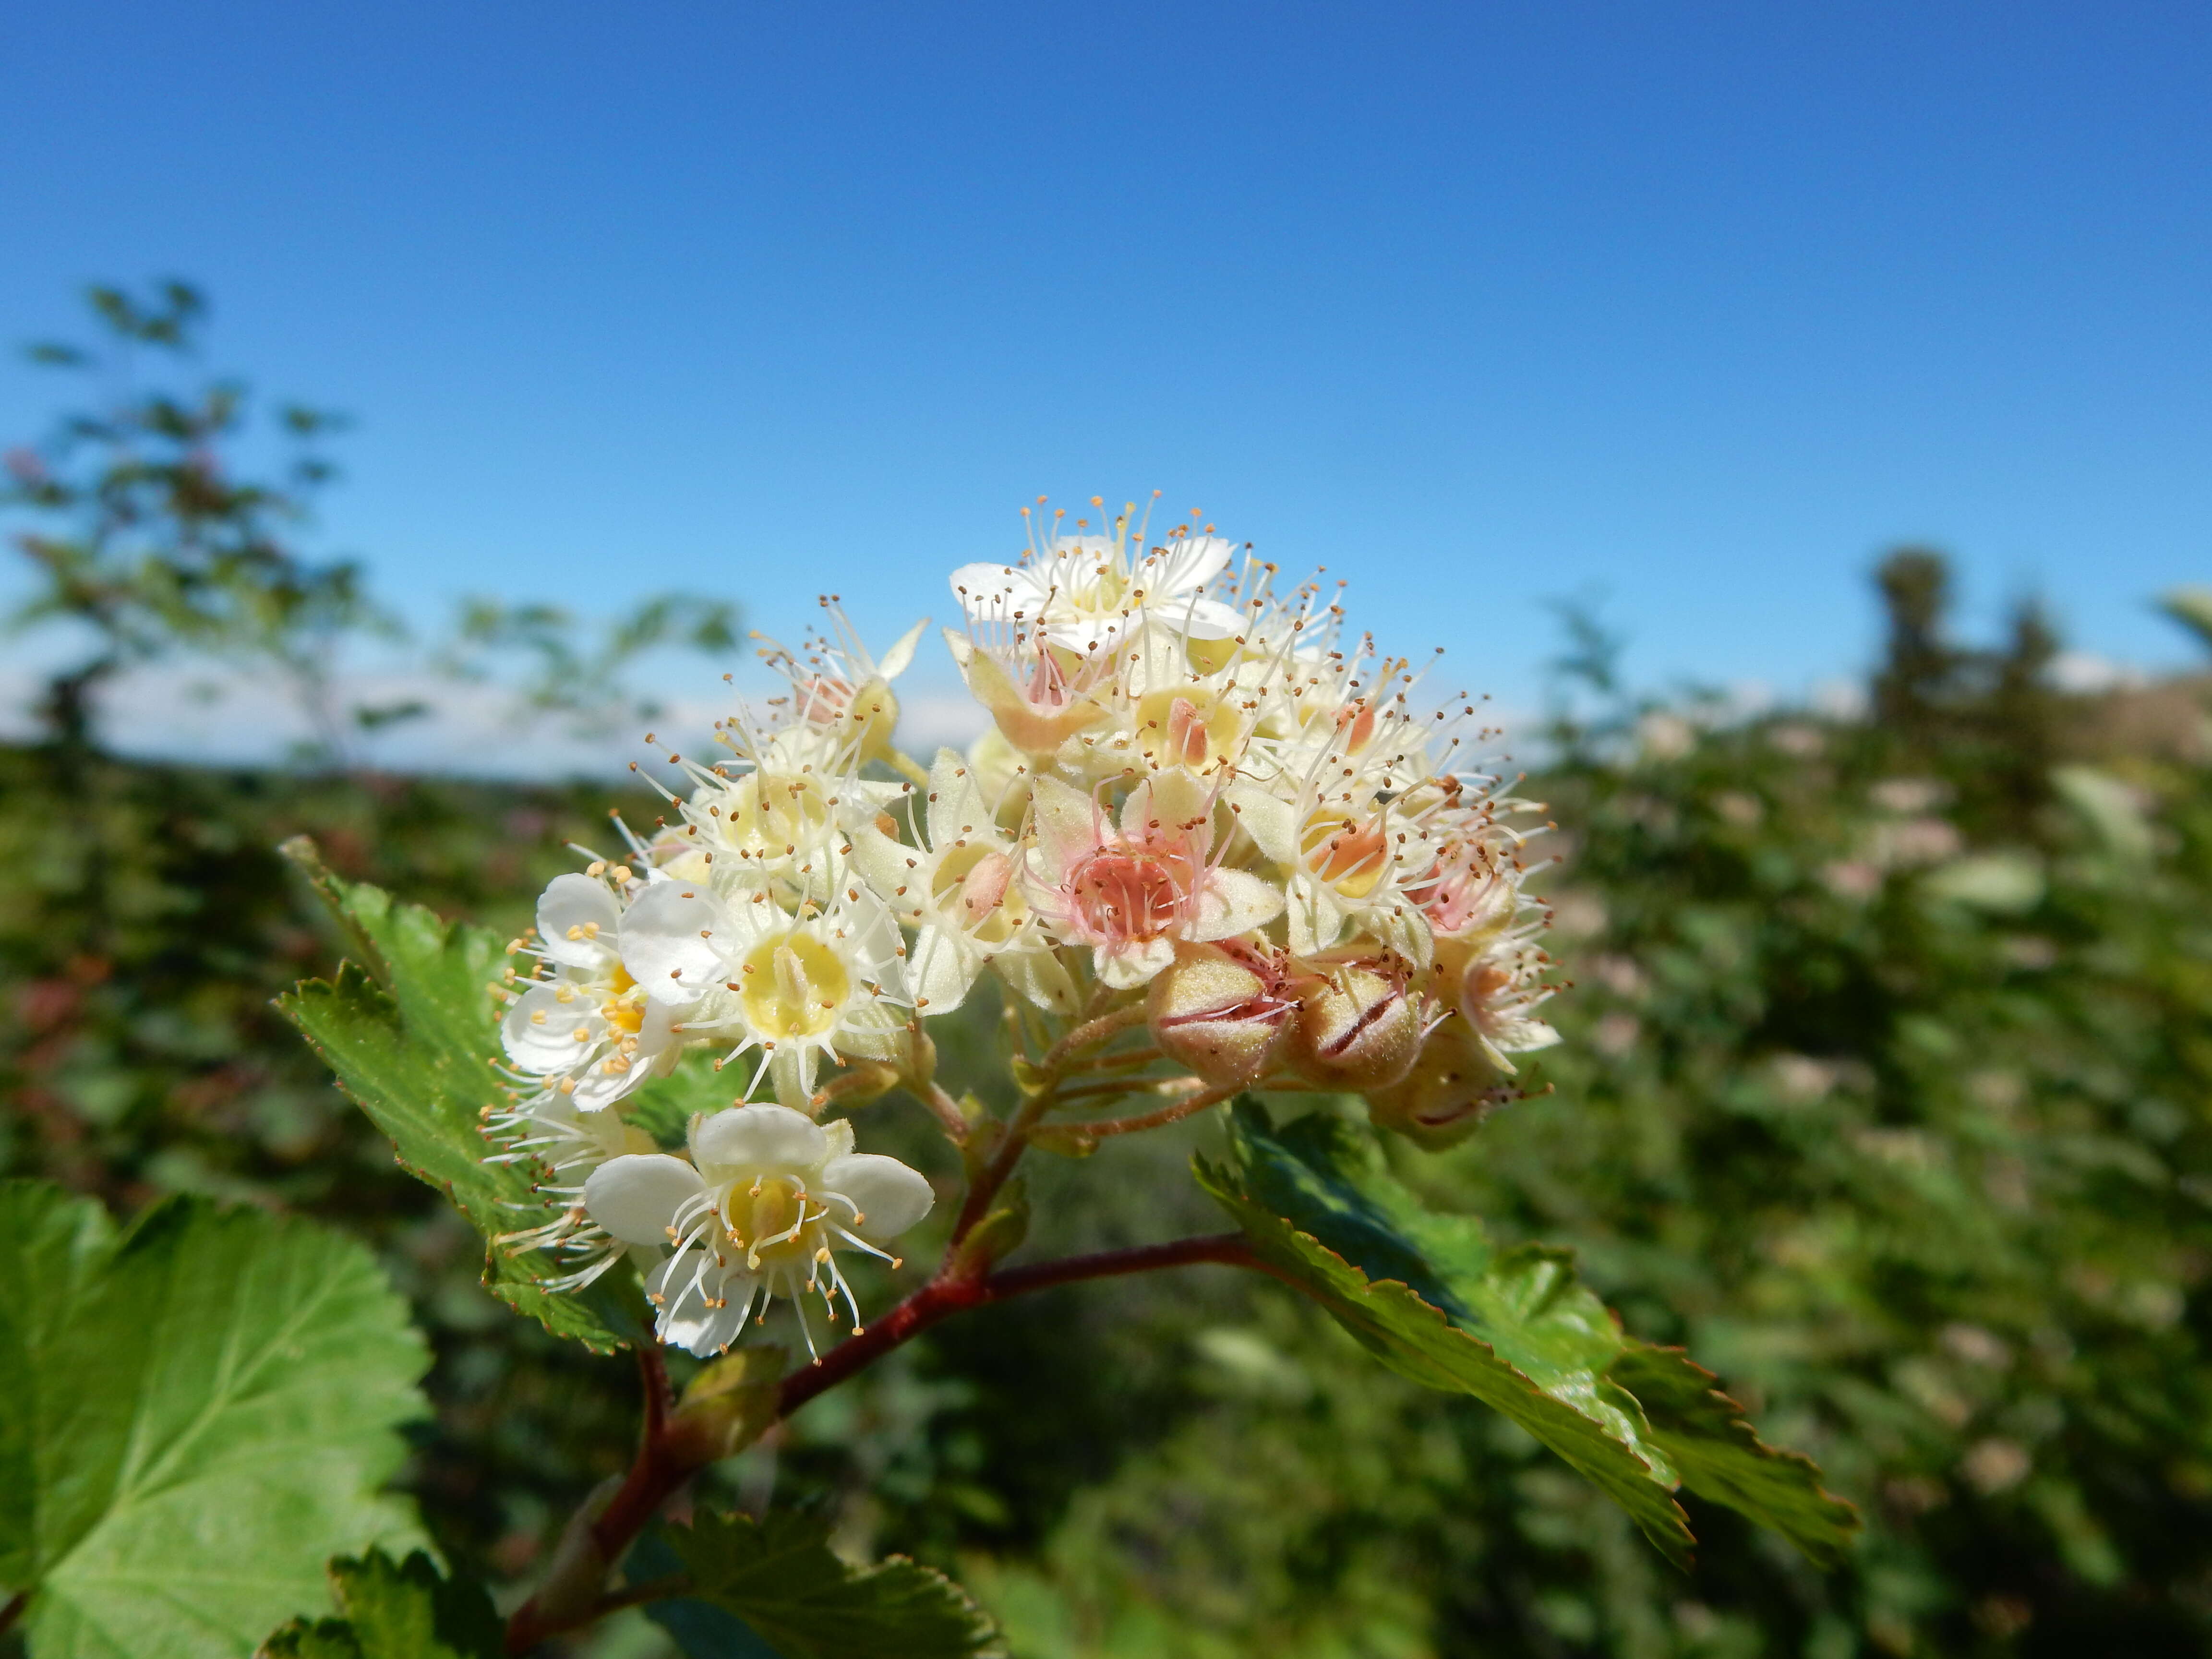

{"left": 4, "top": 0, "right": 2209, "bottom": 745}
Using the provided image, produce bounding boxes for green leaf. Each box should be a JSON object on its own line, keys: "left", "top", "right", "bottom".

{"left": 258, "top": 1550, "right": 503, "bottom": 1659}
{"left": 276, "top": 842, "right": 630, "bottom": 1349}
{"left": 625, "top": 1055, "right": 746, "bottom": 1149}
{"left": 1196, "top": 1102, "right": 1857, "bottom": 1567}
{"left": 1607, "top": 1344, "right": 1859, "bottom": 1569}
{"left": 655, "top": 1510, "right": 1000, "bottom": 1659}
{"left": 0, "top": 1180, "right": 427, "bottom": 1658}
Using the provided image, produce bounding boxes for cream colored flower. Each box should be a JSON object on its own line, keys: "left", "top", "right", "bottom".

{"left": 850, "top": 749, "right": 1077, "bottom": 1016}
{"left": 1022, "top": 770, "right": 1283, "bottom": 988}
{"left": 585, "top": 1105, "right": 934, "bottom": 1357}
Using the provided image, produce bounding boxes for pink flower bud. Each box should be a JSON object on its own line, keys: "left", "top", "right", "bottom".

{"left": 1146, "top": 944, "right": 1292, "bottom": 1086}
{"left": 1289, "top": 963, "right": 1421, "bottom": 1092}
{"left": 1367, "top": 1018, "right": 1515, "bottom": 1150}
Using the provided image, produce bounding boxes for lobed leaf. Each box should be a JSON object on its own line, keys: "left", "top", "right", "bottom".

{"left": 276, "top": 843, "right": 631, "bottom": 1349}
{"left": 258, "top": 1550, "right": 504, "bottom": 1659}
{"left": 651, "top": 1510, "right": 1000, "bottom": 1659}
{"left": 1197, "top": 1102, "right": 1857, "bottom": 1567}
{"left": 0, "top": 1181, "right": 427, "bottom": 1658}
{"left": 1608, "top": 1343, "right": 1859, "bottom": 1569}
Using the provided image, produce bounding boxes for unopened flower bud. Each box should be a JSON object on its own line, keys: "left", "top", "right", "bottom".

{"left": 1290, "top": 964, "right": 1420, "bottom": 1092}
{"left": 1147, "top": 945, "right": 1291, "bottom": 1086}
{"left": 1367, "top": 1018, "right": 1513, "bottom": 1150}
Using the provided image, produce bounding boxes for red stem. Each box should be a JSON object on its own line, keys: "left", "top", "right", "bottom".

{"left": 505, "top": 1232, "right": 1263, "bottom": 1653}
{"left": 779, "top": 1231, "right": 1262, "bottom": 1417}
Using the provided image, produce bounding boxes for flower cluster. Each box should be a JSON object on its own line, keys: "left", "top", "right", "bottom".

{"left": 487, "top": 499, "right": 1562, "bottom": 1353}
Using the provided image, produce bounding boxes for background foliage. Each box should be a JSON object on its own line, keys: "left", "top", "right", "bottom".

{"left": 7, "top": 287, "right": 2212, "bottom": 1656}
{"left": 5, "top": 555, "right": 2210, "bottom": 1657}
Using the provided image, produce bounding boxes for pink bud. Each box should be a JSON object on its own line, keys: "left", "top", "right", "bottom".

{"left": 1289, "top": 963, "right": 1420, "bottom": 1092}
{"left": 1147, "top": 945, "right": 1292, "bottom": 1086}
{"left": 1367, "top": 1018, "right": 1514, "bottom": 1150}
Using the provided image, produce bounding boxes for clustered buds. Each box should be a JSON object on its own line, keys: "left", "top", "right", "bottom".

{"left": 483, "top": 496, "right": 1564, "bottom": 1352}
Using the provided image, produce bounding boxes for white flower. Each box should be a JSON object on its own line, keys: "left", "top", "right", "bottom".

{"left": 753, "top": 607, "right": 927, "bottom": 770}
{"left": 657, "top": 733, "right": 898, "bottom": 900}
{"left": 502, "top": 873, "right": 696, "bottom": 1111}
{"left": 1455, "top": 939, "right": 1562, "bottom": 1070}
{"left": 619, "top": 878, "right": 911, "bottom": 1110}
{"left": 584, "top": 1105, "right": 935, "bottom": 1356}
{"left": 850, "top": 748, "right": 1078, "bottom": 1017}
{"left": 951, "top": 513, "right": 1245, "bottom": 654}
{"left": 1022, "top": 769, "right": 1284, "bottom": 988}
{"left": 1225, "top": 769, "right": 1437, "bottom": 965}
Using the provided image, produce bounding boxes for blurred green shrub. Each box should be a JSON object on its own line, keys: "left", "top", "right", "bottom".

{"left": 10, "top": 284, "right": 2212, "bottom": 1657}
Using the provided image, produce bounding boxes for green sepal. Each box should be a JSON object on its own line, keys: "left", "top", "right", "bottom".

{"left": 948, "top": 1177, "right": 1031, "bottom": 1276}
{"left": 667, "top": 1346, "right": 788, "bottom": 1467}
{"left": 1024, "top": 1124, "right": 1101, "bottom": 1158}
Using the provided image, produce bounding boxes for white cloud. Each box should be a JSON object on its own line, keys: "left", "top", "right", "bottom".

{"left": 0, "top": 655, "right": 994, "bottom": 783}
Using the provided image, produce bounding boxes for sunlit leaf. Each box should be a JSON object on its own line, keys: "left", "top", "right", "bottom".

{"left": 0, "top": 1181, "right": 426, "bottom": 1657}
{"left": 277, "top": 843, "right": 634, "bottom": 1349}
{"left": 1197, "top": 1101, "right": 1857, "bottom": 1567}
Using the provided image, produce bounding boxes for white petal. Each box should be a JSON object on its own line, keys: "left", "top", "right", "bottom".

{"left": 1037, "top": 613, "right": 1129, "bottom": 653}
{"left": 768, "top": 1045, "right": 818, "bottom": 1112}
{"left": 848, "top": 823, "right": 918, "bottom": 906}
{"left": 876, "top": 618, "right": 927, "bottom": 680}
{"left": 1125, "top": 769, "right": 1211, "bottom": 845}
{"left": 1096, "top": 934, "right": 1176, "bottom": 988}
{"left": 1144, "top": 533, "right": 1233, "bottom": 596}
{"left": 620, "top": 881, "right": 728, "bottom": 1005}
{"left": 568, "top": 1054, "right": 649, "bottom": 1112}
{"left": 502, "top": 983, "right": 605, "bottom": 1072}
{"left": 990, "top": 944, "right": 1081, "bottom": 1013}
{"left": 1495, "top": 1017, "right": 1562, "bottom": 1054}
{"left": 1286, "top": 875, "right": 1346, "bottom": 957}
{"left": 950, "top": 562, "right": 1048, "bottom": 622}
{"left": 822, "top": 1153, "right": 935, "bottom": 1239}
{"left": 821, "top": 1118, "right": 856, "bottom": 1158}
{"left": 926, "top": 747, "right": 991, "bottom": 849}
{"left": 691, "top": 1103, "right": 828, "bottom": 1173}
{"left": 634, "top": 996, "right": 694, "bottom": 1059}
{"left": 833, "top": 1000, "right": 909, "bottom": 1061}
{"left": 584, "top": 1154, "right": 706, "bottom": 1246}
{"left": 1224, "top": 780, "right": 1299, "bottom": 866}
{"left": 1025, "top": 774, "right": 1101, "bottom": 884}
{"left": 910, "top": 926, "right": 980, "bottom": 1014}
{"left": 1186, "top": 867, "right": 1286, "bottom": 942}
{"left": 537, "top": 873, "right": 623, "bottom": 970}
{"left": 649, "top": 1253, "right": 755, "bottom": 1356}
{"left": 1164, "top": 595, "right": 1247, "bottom": 641}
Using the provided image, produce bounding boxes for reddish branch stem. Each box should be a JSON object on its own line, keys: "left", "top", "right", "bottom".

{"left": 1060, "top": 1081, "right": 1238, "bottom": 1142}
{"left": 780, "top": 1232, "right": 1261, "bottom": 1417}
{"left": 504, "top": 1233, "right": 1262, "bottom": 1653}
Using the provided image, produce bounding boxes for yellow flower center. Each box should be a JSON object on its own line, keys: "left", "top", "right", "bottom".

{"left": 738, "top": 933, "right": 851, "bottom": 1041}
{"left": 1134, "top": 689, "right": 1246, "bottom": 772}
{"left": 1302, "top": 814, "right": 1390, "bottom": 899}
{"left": 721, "top": 1175, "right": 826, "bottom": 1270}
{"left": 720, "top": 771, "right": 836, "bottom": 859}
